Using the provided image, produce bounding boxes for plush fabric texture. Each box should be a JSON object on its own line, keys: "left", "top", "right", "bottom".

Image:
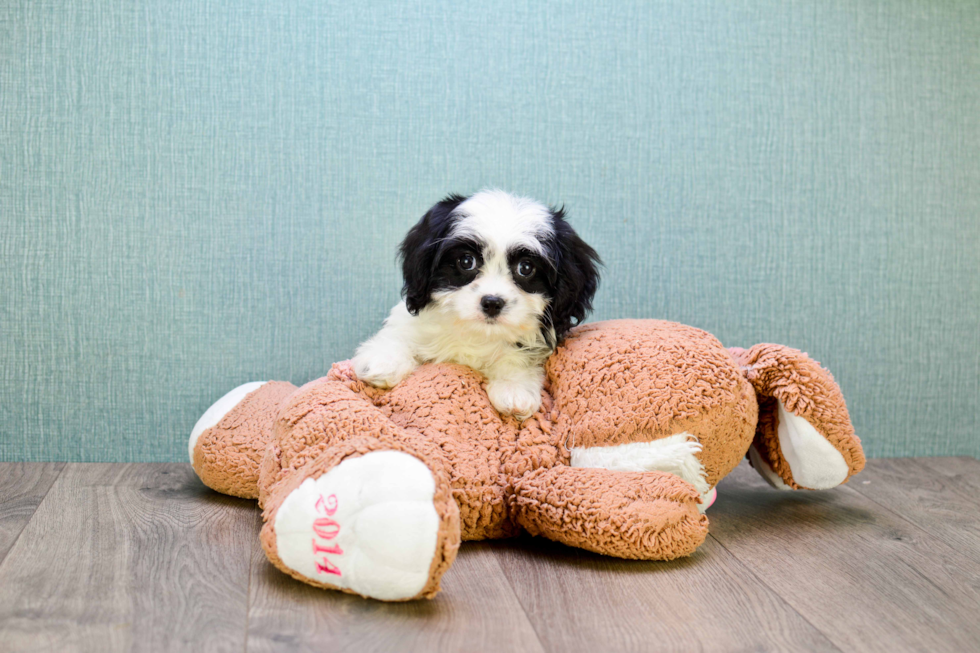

{"left": 193, "top": 381, "right": 296, "bottom": 500}
{"left": 729, "top": 344, "right": 866, "bottom": 489}
{"left": 547, "top": 320, "right": 758, "bottom": 487}
{"left": 191, "top": 319, "right": 865, "bottom": 600}
{"left": 514, "top": 466, "right": 708, "bottom": 560}
{"left": 259, "top": 437, "right": 461, "bottom": 601}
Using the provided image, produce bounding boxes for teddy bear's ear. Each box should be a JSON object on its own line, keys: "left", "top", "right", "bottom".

{"left": 400, "top": 194, "right": 468, "bottom": 315}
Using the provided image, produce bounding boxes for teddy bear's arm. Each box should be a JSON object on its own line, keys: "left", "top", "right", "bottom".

{"left": 512, "top": 466, "right": 708, "bottom": 560}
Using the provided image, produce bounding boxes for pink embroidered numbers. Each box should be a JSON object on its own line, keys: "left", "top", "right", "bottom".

{"left": 312, "top": 493, "right": 343, "bottom": 576}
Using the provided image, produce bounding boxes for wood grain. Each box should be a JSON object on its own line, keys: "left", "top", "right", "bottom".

{"left": 0, "top": 463, "right": 259, "bottom": 653}
{"left": 709, "top": 460, "right": 980, "bottom": 652}
{"left": 0, "top": 463, "right": 64, "bottom": 564}
{"left": 246, "top": 540, "right": 545, "bottom": 653}
{"left": 848, "top": 457, "right": 980, "bottom": 566}
{"left": 493, "top": 533, "right": 838, "bottom": 653}
{"left": 1, "top": 459, "right": 979, "bottom": 651}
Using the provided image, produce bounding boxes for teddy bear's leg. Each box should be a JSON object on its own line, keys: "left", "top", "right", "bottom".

{"left": 569, "top": 433, "right": 715, "bottom": 511}
{"left": 260, "top": 435, "right": 461, "bottom": 602}
{"left": 729, "top": 344, "right": 865, "bottom": 490}
{"left": 513, "top": 466, "right": 708, "bottom": 560}
{"left": 189, "top": 381, "right": 297, "bottom": 499}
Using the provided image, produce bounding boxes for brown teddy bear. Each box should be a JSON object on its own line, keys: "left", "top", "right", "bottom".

{"left": 189, "top": 319, "right": 864, "bottom": 601}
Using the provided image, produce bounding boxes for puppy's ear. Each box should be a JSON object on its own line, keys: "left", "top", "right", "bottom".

{"left": 545, "top": 208, "right": 602, "bottom": 341}
{"left": 400, "top": 194, "right": 467, "bottom": 315}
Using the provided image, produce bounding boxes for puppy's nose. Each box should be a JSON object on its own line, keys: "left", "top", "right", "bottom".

{"left": 480, "top": 295, "right": 506, "bottom": 318}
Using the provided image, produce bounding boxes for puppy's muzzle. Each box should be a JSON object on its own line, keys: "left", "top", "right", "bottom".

{"left": 480, "top": 295, "right": 506, "bottom": 318}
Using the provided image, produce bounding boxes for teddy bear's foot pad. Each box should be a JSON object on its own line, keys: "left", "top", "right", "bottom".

{"left": 751, "top": 400, "right": 849, "bottom": 490}
{"left": 273, "top": 451, "right": 441, "bottom": 601}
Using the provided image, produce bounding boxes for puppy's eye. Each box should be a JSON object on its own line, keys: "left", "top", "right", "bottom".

{"left": 457, "top": 253, "right": 476, "bottom": 271}
{"left": 516, "top": 259, "right": 535, "bottom": 278}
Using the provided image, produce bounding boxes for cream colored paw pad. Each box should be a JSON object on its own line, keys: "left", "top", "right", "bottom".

{"left": 749, "top": 401, "right": 850, "bottom": 490}
{"left": 273, "top": 451, "right": 440, "bottom": 601}
{"left": 776, "top": 400, "right": 849, "bottom": 489}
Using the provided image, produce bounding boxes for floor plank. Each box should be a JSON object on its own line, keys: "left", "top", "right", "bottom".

{"left": 709, "top": 460, "right": 980, "bottom": 653}
{"left": 246, "top": 540, "right": 545, "bottom": 653}
{"left": 1, "top": 459, "right": 978, "bottom": 652}
{"left": 493, "top": 533, "right": 838, "bottom": 653}
{"left": 0, "top": 463, "right": 259, "bottom": 653}
{"left": 848, "top": 457, "right": 980, "bottom": 566}
{"left": 0, "top": 463, "right": 64, "bottom": 564}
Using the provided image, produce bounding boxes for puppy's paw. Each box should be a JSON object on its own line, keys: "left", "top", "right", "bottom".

{"left": 352, "top": 347, "right": 417, "bottom": 389}
{"left": 487, "top": 378, "right": 543, "bottom": 421}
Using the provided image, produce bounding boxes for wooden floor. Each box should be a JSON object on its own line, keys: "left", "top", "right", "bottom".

{"left": 0, "top": 458, "right": 978, "bottom": 652}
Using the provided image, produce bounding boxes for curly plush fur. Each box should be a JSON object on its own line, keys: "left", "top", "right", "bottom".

{"left": 190, "top": 319, "right": 864, "bottom": 601}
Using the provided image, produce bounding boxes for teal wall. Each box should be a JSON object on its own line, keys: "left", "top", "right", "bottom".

{"left": 1, "top": 0, "right": 978, "bottom": 462}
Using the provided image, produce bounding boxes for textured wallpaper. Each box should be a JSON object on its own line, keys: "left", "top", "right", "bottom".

{"left": 1, "top": 0, "right": 978, "bottom": 461}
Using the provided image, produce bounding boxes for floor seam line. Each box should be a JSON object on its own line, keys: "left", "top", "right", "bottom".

{"left": 706, "top": 532, "right": 846, "bottom": 653}
{"left": 487, "top": 544, "right": 551, "bottom": 653}
{"left": 0, "top": 462, "right": 68, "bottom": 571}
{"left": 243, "top": 507, "right": 260, "bottom": 653}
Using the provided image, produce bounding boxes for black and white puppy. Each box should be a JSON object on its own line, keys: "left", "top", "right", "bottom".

{"left": 353, "top": 189, "right": 601, "bottom": 419}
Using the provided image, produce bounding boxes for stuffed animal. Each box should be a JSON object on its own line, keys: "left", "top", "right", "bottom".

{"left": 189, "top": 320, "right": 864, "bottom": 601}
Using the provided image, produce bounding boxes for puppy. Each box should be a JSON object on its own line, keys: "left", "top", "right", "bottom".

{"left": 353, "top": 189, "right": 601, "bottom": 420}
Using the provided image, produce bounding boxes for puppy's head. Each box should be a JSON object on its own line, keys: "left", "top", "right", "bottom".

{"left": 400, "top": 190, "right": 601, "bottom": 346}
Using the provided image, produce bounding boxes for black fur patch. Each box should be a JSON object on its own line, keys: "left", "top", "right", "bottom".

{"left": 538, "top": 207, "right": 602, "bottom": 347}
{"left": 399, "top": 194, "right": 469, "bottom": 315}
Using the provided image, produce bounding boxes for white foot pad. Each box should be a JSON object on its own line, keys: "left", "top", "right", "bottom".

{"left": 273, "top": 451, "right": 440, "bottom": 601}
{"left": 776, "top": 400, "right": 849, "bottom": 489}
{"left": 749, "top": 401, "right": 849, "bottom": 490}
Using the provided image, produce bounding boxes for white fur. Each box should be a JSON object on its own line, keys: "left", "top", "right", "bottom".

{"left": 274, "top": 451, "right": 440, "bottom": 601}
{"left": 570, "top": 433, "right": 711, "bottom": 497}
{"left": 188, "top": 381, "right": 267, "bottom": 463}
{"left": 354, "top": 190, "right": 557, "bottom": 419}
{"left": 451, "top": 189, "right": 554, "bottom": 257}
